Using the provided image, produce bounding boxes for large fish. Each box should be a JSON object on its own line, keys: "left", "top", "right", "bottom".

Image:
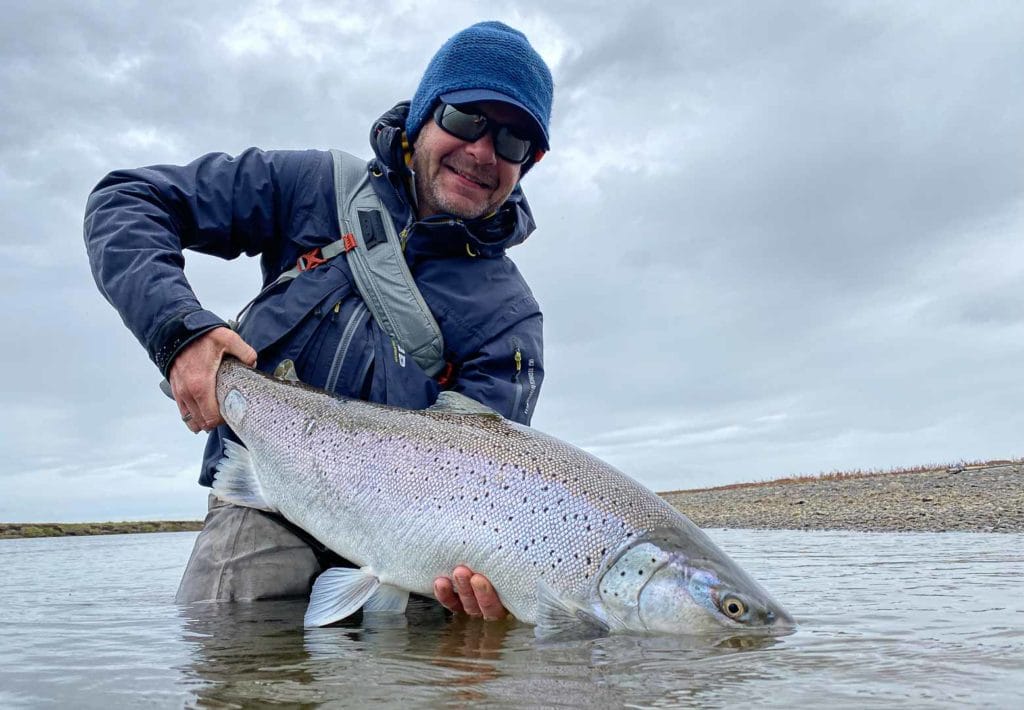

{"left": 212, "top": 358, "right": 794, "bottom": 638}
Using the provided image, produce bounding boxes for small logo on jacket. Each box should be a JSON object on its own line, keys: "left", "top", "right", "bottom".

{"left": 392, "top": 341, "right": 407, "bottom": 367}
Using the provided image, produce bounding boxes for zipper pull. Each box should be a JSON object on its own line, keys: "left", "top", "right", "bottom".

{"left": 513, "top": 347, "right": 522, "bottom": 381}
{"left": 332, "top": 301, "right": 341, "bottom": 321}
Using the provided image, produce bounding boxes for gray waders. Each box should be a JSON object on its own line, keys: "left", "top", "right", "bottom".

{"left": 176, "top": 494, "right": 349, "bottom": 602}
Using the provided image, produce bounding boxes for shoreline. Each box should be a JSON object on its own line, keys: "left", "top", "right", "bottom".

{"left": 3, "top": 462, "right": 1020, "bottom": 539}
{"left": 0, "top": 521, "right": 203, "bottom": 539}
{"left": 661, "top": 462, "right": 1022, "bottom": 533}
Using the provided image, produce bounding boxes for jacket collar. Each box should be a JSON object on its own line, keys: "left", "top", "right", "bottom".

{"left": 368, "top": 102, "right": 537, "bottom": 260}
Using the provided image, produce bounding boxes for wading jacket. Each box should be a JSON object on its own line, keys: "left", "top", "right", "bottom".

{"left": 84, "top": 102, "right": 544, "bottom": 486}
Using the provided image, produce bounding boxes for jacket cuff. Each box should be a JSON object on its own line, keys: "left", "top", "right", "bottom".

{"left": 149, "top": 308, "right": 229, "bottom": 377}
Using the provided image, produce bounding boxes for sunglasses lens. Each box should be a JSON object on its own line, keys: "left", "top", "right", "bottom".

{"left": 437, "top": 105, "right": 488, "bottom": 142}
{"left": 433, "top": 104, "right": 534, "bottom": 164}
{"left": 494, "top": 129, "right": 531, "bottom": 164}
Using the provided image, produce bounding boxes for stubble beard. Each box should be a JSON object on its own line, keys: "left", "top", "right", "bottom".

{"left": 412, "top": 153, "right": 503, "bottom": 221}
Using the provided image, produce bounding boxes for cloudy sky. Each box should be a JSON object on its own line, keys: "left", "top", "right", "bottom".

{"left": 2, "top": 0, "right": 1021, "bottom": 522}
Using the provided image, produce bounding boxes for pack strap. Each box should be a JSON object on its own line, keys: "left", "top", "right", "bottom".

{"left": 329, "top": 149, "right": 445, "bottom": 377}
{"left": 232, "top": 151, "right": 447, "bottom": 379}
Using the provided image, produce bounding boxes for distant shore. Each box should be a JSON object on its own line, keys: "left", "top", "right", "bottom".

{"left": 662, "top": 462, "right": 1023, "bottom": 533}
{"left": 3, "top": 462, "right": 1020, "bottom": 539}
{"left": 0, "top": 521, "right": 203, "bottom": 539}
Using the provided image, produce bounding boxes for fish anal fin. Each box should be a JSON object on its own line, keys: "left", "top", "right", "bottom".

{"left": 304, "top": 567, "right": 380, "bottom": 628}
{"left": 363, "top": 584, "right": 409, "bottom": 615}
{"left": 211, "top": 440, "right": 276, "bottom": 512}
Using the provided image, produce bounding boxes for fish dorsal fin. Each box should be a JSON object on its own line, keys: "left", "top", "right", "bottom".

{"left": 534, "top": 581, "right": 610, "bottom": 641}
{"left": 304, "top": 567, "right": 380, "bottom": 627}
{"left": 428, "top": 391, "right": 502, "bottom": 417}
{"left": 212, "top": 440, "right": 276, "bottom": 512}
{"left": 273, "top": 358, "right": 301, "bottom": 383}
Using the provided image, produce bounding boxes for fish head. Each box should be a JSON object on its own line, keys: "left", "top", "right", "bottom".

{"left": 597, "top": 528, "right": 794, "bottom": 636}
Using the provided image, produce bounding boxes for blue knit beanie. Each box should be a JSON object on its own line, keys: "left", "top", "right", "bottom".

{"left": 406, "top": 22, "right": 554, "bottom": 150}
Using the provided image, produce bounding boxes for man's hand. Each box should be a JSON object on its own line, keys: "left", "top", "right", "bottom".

{"left": 434, "top": 566, "right": 508, "bottom": 621}
{"left": 169, "top": 327, "right": 257, "bottom": 433}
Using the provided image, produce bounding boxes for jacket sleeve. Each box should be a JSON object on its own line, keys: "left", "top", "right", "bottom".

{"left": 83, "top": 148, "right": 327, "bottom": 376}
{"left": 453, "top": 307, "right": 544, "bottom": 425}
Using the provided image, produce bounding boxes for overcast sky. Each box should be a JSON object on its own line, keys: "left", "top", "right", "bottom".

{"left": 2, "top": 0, "right": 1022, "bottom": 522}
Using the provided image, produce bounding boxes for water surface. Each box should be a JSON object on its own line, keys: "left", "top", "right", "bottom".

{"left": 1, "top": 529, "right": 1020, "bottom": 707}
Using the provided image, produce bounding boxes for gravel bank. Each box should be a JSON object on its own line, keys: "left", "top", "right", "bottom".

{"left": 660, "top": 463, "right": 1023, "bottom": 533}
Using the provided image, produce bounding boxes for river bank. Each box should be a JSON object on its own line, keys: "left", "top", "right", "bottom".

{"left": 661, "top": 461, "right": 1023, "bottom": 533}
{"left": 0, "top": 521, "right": 203, "bottom": 539}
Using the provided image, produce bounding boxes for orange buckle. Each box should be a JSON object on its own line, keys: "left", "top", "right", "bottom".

{"left": 342, "top": 233, "right": 358, "bottom": 252}
{"left": 296, "top": 248, "right": 327, "bottom": 272}
{"left": 436, "top": 361, "right": 455, "bottom": 388}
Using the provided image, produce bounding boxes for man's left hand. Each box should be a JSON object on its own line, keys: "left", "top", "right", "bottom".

{"left": 434, "top": 566, "right": 508, "bottom": 621}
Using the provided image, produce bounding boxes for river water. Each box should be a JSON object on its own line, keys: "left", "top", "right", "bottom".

{"left": 1, "top": 529, "right": 1020, "bottom": 708}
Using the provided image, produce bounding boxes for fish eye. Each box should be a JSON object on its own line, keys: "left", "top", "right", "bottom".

{"left": 720, "top": 595, "right": 747, "bottom": 620}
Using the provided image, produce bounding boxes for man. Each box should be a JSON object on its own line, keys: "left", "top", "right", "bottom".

{"left": 84, "top": 22, "right": 553, "bottom": 621}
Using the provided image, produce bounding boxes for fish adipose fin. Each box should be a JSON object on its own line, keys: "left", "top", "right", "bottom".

{"left": 212, "top": 440, "right": 276, "bottom": 512}
{"left": 305, "top": 567, "right": 381, "bottom": 627}
{"left": 534, "top": 581, "right": 610, "bottom": 641}
{"left": 363, "top": 584, "right": 410, "bottom": 615}
{"left": 428, "top": 391, "right": 502, "bottom": 417}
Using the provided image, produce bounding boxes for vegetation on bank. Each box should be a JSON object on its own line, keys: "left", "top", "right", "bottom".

{"left": 0, "top": 521, "right": 203, "bottom": 539}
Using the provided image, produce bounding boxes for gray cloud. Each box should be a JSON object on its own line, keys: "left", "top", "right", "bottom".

{"left": 2, "top": 1, "right": 1022, "bottom": 521}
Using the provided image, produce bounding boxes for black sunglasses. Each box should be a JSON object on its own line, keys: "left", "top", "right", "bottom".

{"left": 432, "top": 103, "right": 535, "bottom": 164}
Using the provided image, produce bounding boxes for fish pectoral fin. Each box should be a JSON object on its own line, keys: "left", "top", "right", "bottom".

{"left": 211, "top": 440, "right": 276, "bottom": 512}
{"left": 428, "top": 391, "right": 502, "bottom": 418}
{"left": 534, "top": 581, "right": 610, "bottom": 641}
{"left": 304, "top": 567, "right": 380, "bottom": 628}
{"left": 362, "top": 584, "right": 410, "bottom": 615}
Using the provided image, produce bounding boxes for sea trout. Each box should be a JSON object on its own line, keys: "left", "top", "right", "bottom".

{"left": 212, "top": 358, "right": 794, "bottom": 637}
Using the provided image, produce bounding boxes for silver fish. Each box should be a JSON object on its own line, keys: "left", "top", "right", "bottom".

{"left": 213, "top": 359, "right": 794, "bottom": 638}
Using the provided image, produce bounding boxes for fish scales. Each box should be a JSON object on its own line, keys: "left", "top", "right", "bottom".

{"left": 214, "top": 359, "right": 794, "bottom": 635}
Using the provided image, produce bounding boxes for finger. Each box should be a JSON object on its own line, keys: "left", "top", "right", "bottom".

{"left": 453, "top": 567, "right": 482, "bottom": 617}
{"left": 471, "top": 574, "right": 508, "bottom": 621}
{"left": 171, "top": 382, "right": 203, "bottom": 435}
{"left": 434, "top": 577, "right": 464, "bottom": 613}
{"left": 191, "top": 374, "right": 224, "bottom": 431}
{"left": 172, "top": 362, "right": 219, "bottom": 432}
{"left": 225, "top": 334, "right": 258, "bottom": 367}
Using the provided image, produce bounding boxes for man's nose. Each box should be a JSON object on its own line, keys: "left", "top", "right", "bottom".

{"left": 464, "top": 130, "right": 497, "bottom": 165}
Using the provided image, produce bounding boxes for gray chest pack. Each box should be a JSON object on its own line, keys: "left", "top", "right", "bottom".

{"left": 241, "top": 149, "right": 446, "bottom": 377}
{"left": 160, "top": 151, "right": 446, "bottom": 402}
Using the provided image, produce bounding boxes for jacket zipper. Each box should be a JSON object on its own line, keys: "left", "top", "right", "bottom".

{"left": 510, "top": 337, "right": 524, "bottom": 419}
{"left": 326, "top": 301, "right": 368, "bottom": 392}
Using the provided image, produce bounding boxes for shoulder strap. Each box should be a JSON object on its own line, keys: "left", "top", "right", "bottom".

{"left": 329, "top": 149, "right": 445, "bottom": 377}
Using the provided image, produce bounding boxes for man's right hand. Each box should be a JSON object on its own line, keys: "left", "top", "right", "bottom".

{"left": 169, "top": 327, "right": 257, "bottom": 433}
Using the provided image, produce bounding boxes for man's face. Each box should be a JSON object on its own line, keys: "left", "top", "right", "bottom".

{"left": 411, "top": 101, "right": 532, "bottom": 220}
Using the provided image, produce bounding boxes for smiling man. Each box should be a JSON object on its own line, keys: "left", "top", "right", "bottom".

{"left": 84, "top": 22, "right": 554, "bottom": 620}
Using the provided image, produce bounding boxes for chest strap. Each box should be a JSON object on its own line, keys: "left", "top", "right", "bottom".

{"left": 329, "top": 149, "right": 445, "bottom": 377}
{"left": 236, "top": 151, "right": 446, "bottom": 378}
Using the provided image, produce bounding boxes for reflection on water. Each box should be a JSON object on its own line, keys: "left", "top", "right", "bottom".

{"left": 1, "top": 530, "right": 1021, "bottom": 708}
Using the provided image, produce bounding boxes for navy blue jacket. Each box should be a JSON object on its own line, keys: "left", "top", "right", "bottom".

{"left": 85, "top": 102, "right": 544, "bottom": 485}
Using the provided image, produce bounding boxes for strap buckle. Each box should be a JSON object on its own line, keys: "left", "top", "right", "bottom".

{"left": 296, "top": 248, "right": 327, "bottom": 272}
